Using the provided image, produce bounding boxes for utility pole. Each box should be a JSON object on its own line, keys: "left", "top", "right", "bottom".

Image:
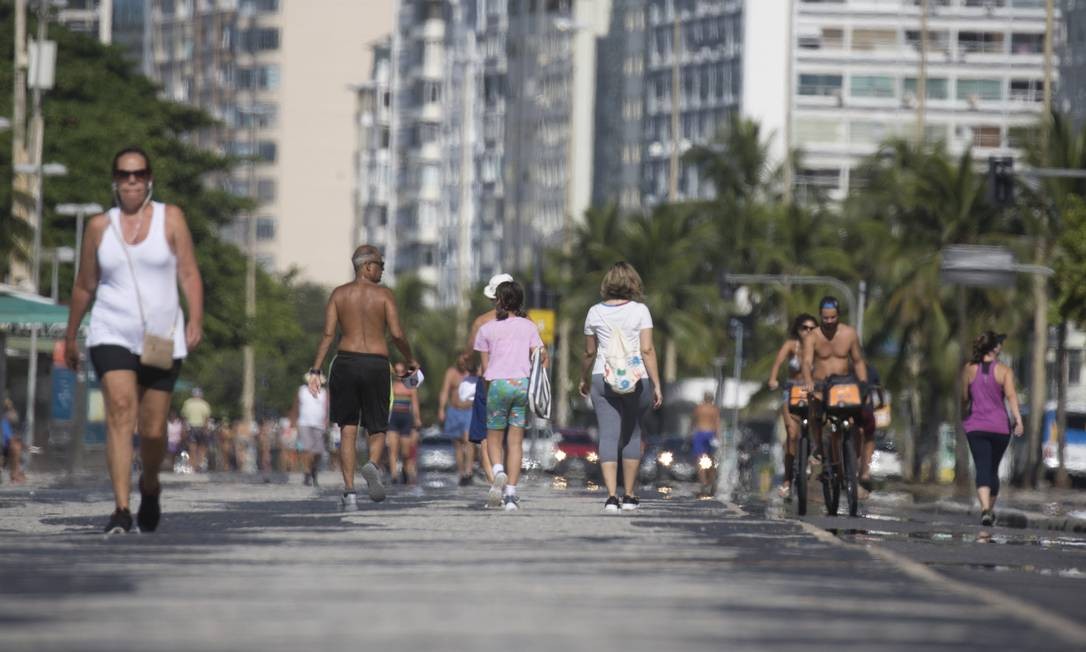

{"left": 30, "top": 0, "right": 49, "bottom": 295}
{"left": 9, "top": 0, "right": 32, "bottom": 288}
{"left": 241, "top": 8, "right": 259, "bottom": 429}
{"left": 1026, "top": 0, "right": 1056, "bottom": 486}
{"left": 663, "top": 8, "right": 681, "bottom": 383}
{"left": 916, "top": 0, "right": 929, "bottom": 143}
{"left": 98, "top": 0, "right": 112, "bottom": 44}
{"left": 455, "top": 42, "right": 476, "bottom": 345}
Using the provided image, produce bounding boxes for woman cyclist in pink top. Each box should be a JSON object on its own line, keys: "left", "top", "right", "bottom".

{"left": 961, "top": 331, "right": 1024, "bottom": 526}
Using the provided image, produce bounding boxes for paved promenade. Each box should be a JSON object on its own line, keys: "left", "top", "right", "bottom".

{"left": 0, "top": 473, "right": 1083, "bottom": 651}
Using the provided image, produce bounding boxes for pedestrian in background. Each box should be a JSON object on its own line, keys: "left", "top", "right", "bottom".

{"left": 181, "top": 387, "right": 211, "bottom": 471}
{"left": 962, "top": 331, "right": 1024, "bottom": 526}
{"left": 387, "top": 361, "right": 422, "bottom": 485}
{"left": 439, "top": 351, "right": 477, "bottom": 486}
{"left": 475, "top": 280, "right": 546, "bottom": 511}
{"left": 466, "top": 273, "right": 514, "bottom": 484}
{"left": 2, "top": 398, "right": 25, "bottom": 484}
{"left": 290, "top": 380, "right": 328, "bottom": 486}
{"left": 579, "top": 262, "right": 662, "bottom": 513}
{"left": 63, "top": 146, "right": 204, "bottom": 534}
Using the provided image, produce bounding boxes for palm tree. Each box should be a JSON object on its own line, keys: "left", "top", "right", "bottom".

{"left": 846, "top": 139, "right": 1006, "bottom": 483}
{"left": 1023, "top": 112, "right": 1086, "bottom": 487}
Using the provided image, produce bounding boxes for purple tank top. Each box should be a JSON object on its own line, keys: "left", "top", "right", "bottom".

{"left": 962, "top": 362, "right": 1009, "bottom": 435}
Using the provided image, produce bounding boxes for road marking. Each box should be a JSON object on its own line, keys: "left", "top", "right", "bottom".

{"left": 797, "top": 520, "right": 1086, "bottom": 645}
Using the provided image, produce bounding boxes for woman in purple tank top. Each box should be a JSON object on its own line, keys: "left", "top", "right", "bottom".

{"left": 961, "top": 331, "right": 1024, "bottom": 526}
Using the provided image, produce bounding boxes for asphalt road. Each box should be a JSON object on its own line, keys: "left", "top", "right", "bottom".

{"left": 0, "top": 471, "right": 1083, "bottom": 651}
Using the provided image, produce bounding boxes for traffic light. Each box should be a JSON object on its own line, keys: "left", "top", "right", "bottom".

{"left": 987, "top": 156, "right": 1015, "bottom": 208}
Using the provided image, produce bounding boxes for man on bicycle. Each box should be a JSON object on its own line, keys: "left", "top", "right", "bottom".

{"left": 801, "top": 296, "right": 868, "bottom": 463}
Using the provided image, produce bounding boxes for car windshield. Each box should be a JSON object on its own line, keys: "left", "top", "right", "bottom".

{"left": 560, "top": 433, "right": 594, "bottom": 445}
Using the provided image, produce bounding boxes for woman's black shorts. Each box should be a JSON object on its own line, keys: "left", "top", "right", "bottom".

{"left": 89, "top": 344, "right": 182, "bottom": 392}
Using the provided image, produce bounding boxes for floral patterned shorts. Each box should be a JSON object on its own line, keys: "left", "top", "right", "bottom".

{"left": 486, "top": 378, "right": 529, "bottom": 430}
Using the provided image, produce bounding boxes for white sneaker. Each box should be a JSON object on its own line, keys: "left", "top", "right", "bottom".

{"left": 360, "top": 462, "right": 386, "bottom": 503}
{"left": 340, "top": 492, "right": 358, "bottom": 512}
{"left": 604, "top": 496, "right": 621, "bottom": 513}
{"left": 487, "top": 472, "right": 508, "bottom": 508}
{"left": 502, "top": 494, "right": 520, "bottom": 512}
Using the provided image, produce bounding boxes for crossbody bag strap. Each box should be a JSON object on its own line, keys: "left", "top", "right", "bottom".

{"left": 108, "top": 209, "right": 178, "bottom": 337}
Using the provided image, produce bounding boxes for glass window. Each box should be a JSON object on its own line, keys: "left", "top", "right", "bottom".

{"left": 904, "top": 77, "right": 949, "bottom": 100}
{"left": 798, "top": 73, "right": 842, "bottom": 96}
{"left": 852, "top": 29, "right": 898, "bottom": 51}
{"left": 794, "top": 118, "right": 844, "bottom": 144}
{"left": 971, "top": 125, "right": 1002, "bottom": 148}
{"left": 1010, "top": 79, "right": 1043, "bottom": 102}
{"left": 257, "top": 179, "right": 276, "bottom": 201}
{"left": 959, "top": 31, "right": 1005, "bottom": 54}
{"left": 957, "top": 79, "right": 1003, "bottom": 101}
{"left": 850, "top": 75, "right": 895, "bottom": 99}
{"left": 256, "top": 217, "right": 276, "bottom": 241}
{"left": 1011, "top": 32, "right": 1044, "bottom": 54}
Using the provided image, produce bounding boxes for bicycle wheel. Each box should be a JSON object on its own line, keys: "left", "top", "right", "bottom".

{"left": 796, "top": 434, "right": 809, "bottom": 516}
{"left": 843, "top": 425, "right": 860, "bottom": 517}
{"left": 822, "top": 433, "right": 840, "bottom": 516}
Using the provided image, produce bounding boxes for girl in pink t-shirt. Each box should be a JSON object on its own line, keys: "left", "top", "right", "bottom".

{"left": 474, "top": 281, "right": 546, "bottom": 511}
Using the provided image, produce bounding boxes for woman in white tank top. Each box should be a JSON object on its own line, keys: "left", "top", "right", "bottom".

{"left": 63, "top": 146, "right": 204, "bottom": 535}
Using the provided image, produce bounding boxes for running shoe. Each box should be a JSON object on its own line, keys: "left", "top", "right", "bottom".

{"left": 502, "top": 494, "right": 520, "bottom": 512}
{"left": 104, "top": 508, "right": 133, "bottom": 534}
{"left": 136, "top": 477, "right": 161, "bottom": 533}
{"left": 487, "top": 471, "right": 508, "bottom": 508}
{"left": 340, "top": 491, "right": 359, "bottom": 512}
{"left": 603, "top": 495, "right": 621, "bottom": 513}
{"left": 980, "top": 510, "right": 995, "bottom": 527}
{"left": 360, "top": 462, "right": 386, "bottom": 503}
{"left": 621, "top": 495, "right": 640, "bottom": 511}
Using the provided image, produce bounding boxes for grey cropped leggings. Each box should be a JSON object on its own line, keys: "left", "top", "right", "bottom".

{"left": 591, "top": 374, "right": 653, "bottom": 463}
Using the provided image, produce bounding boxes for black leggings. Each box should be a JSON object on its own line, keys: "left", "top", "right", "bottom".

{"left": 966, "top": 431, "right": 1010, "bottom": 496}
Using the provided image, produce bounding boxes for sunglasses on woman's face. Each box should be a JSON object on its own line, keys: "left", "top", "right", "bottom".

{"left": 801, "top": 324, "right": 817, "bottom": 332}
{"left": 113, "top": 168, "right": 151, "bottom": 181}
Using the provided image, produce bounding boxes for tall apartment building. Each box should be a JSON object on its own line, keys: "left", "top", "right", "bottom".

{"left": 788, "top": 0, "right": 1058, "bottom": 198}
{"left": 355, "top": 0, "right": 608, "bottom": 305}
{"left": 1062, "top": 0, "right": 1086, "bottom": 128}
{"left": 61, "top": 1, "right": 394, "bottom": 287}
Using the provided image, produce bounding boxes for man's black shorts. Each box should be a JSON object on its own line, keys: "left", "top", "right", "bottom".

{"left": 89, "top": 344, "right": 182, "bottom": 392}
{"left": 328, "top": 351, "right": 391, "bottom": 433}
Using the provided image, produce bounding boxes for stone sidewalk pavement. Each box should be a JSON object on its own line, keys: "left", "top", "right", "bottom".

{"left": 0, "top": 473, "right": 1080, "bottom": 651}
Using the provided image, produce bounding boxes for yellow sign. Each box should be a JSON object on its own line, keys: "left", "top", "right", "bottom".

{"left": 528, "top": 309, "right": 556, "bottom": 346}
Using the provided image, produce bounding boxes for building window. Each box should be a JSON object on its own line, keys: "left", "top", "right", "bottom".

{"left": 1010, "top": 79, "right": 1044, "bottom": 102}
{"left": 242, "top": 27, "right": 280, "bottom": 52}
{"left": 256, "top": 216, "right": 276, "bottom": 241}
{"left": 852, "top": 29, "right": 897, "bottom": 51}
{"left": 798, "top": 73, "right": 842, "bottom": 96}
{"left": 957, "top": 78, "right": 1003, "bottom": 101}
{"left": 237, "top": 65, "right": 279, "bottom": 90}
{"left": 257, "top": 178, "right": 276, "bottom": 201}
{"left": 1011, "top": 32, "right": 1044, "bottom": 54}
{"left": 970, "top": 125, "right": 1002, "bottom": 148}
{"left": 796, "top": 168, "right": 840, "bottom": 189}
{"left": 850, "top": 75, "right": 895, "bottom": 99}
{"left": 794, "top": 118, "right": 844, "bottom": 144}
{"left": 959, "top": 31, "right": 1005, "bottom": 55}
{"left": 1071, "top": 349, "right": 1083, "bottom": 386}
{"left": 903, "top": 77, "right": 949, "bottom": 100}
{"left": 242, "top": 0, "right": 279, "bottom": 11}
{"left": 905, "top": 29, "right": 951, "bottom": 54}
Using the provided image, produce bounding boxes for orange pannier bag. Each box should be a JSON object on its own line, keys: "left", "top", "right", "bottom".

{"left": 788, "top": 385, "right": 809, "bottom": 408}
{"left": 826, "top": 383, "right": 862, "bottom": 409}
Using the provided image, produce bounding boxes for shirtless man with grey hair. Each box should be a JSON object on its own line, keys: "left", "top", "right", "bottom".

{"left": 308, "top": 245, "right": 418, "bottom": 510}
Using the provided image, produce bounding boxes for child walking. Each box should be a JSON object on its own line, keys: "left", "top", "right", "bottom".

{"left": 474, "top": 281, "right": 546, "bottom": 511}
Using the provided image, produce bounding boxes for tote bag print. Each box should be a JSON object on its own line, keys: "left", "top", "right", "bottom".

{"left": 602, "top": 319, "right": 645, "bottom": 394}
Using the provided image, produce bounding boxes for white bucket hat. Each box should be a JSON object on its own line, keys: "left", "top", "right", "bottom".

{"left": 483, "top": 273, "right": 514, "bottom": 300}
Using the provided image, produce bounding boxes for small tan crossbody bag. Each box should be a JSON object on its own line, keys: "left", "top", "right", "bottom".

{"left": 109, "top": 217, "right": 178, "bottom": 370}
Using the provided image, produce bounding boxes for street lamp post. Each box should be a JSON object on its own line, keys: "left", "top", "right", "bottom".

{"left": 56, "top": 203, "right": 103, "bottom": 281}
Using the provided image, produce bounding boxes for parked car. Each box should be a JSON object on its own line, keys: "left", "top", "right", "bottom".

{"left": 1043, "top": 405, "right": 1086, "bottom": 480}
{"left": 640, "top": 436, "right": 700, "bottom": 484}
{"left": 546, "top": 428, "right": 601, "bottom": 480}
{"left": 417, "top": 428, "right": 457, "bottom": 473}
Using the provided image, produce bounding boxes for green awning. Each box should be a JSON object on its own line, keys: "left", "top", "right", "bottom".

{"left": 0, "top": 287, "right": 74, "bottom": 336}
